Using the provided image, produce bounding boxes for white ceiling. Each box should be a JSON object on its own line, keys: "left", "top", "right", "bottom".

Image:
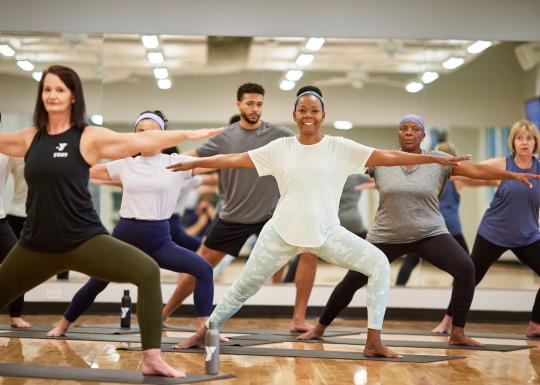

{"left": 0, "top": 33, "right": 497, "bottom": 90}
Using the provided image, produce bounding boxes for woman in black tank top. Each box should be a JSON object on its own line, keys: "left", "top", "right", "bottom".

{"left": 0, "top": 65, "right": 222, "bottom": 378}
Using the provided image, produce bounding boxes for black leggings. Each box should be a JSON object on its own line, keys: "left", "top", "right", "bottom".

{"left": 446, "top": 234, "right": 540, "bottom": 323}
{"left": 319, "top": 233, "right": 475, "bottom": 328}
{"left": 396, "top": 234, "right": 469, "bottom": 286}
{"left": 0, "top": 219, "right": 23, "bottom": 317}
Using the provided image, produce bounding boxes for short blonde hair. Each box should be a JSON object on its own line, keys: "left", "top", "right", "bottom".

{"left": 435, "top": 142, "right": 457, "bottom": 157}
{"left": 508, "top": 120, "right": 540, "bottom": 155}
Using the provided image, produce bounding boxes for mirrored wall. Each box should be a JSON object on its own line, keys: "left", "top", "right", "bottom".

{"left": 1, "top": 31, "right": 539, "bottom": 290}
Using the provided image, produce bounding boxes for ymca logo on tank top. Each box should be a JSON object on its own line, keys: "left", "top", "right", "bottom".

{"left": 53, "top": 142, "right": 69, "bottom": 158}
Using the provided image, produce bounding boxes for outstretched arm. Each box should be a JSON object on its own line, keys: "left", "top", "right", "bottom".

{"left": 0, "top": 128, "right": 36, "bottom": 157}
{"left": 167, "top": 153, "right": 254, "bottom": 172}
{"left": 452, "top": 161, "right": 540, "bottom": 188}
{"left": 365, "top": 149, "right": 470, "bottom": 168}
{"left": 82, "top": 126, "right": 224, "bottom": 165}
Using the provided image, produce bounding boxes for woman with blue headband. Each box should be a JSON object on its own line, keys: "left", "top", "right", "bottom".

{"left": 298, "top": 114, "right": 540, "bottom": 347}
{"left": 47, "top": 110, "right": 215, "bottom": 339}
{"left": 166, "top": 86, "right": 475, "bottom": 357}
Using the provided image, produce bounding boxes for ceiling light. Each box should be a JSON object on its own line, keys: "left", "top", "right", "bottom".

{"left": 141, "top": 35, "right": 159, "bottom": 49}
{"left": 32, "top": 71, "right": 42, "bottom": 82}
{"left": 467, "top": 40, "right": 492, "bottom": 54}
{"left": 285, "top": 69, "right": 303, "bottom": 81}
{"left": 90, "top": 114, "right": 104, "bottom": 125}
{"left": 421, "top": 71, "right": 439, "bottom": 84}
{"left": 0, "top": 44, "right": 15, "bottom": 57}
{"left": 279, "top": 80, "right": 295, "bottom": 91}
{"left": 333, "top": 121, "right": 353, "bottom": 130}
{"left": 157, "top": 79, "right": 172, "bottom": 90}
{"left": 405, "top": 81, "right": 424, "bottom": 93}
{"left": 153, "top": 67, "right": 169, "bottom": 79}
{"left": 16, "top": 60, "right": 34, "bottom": 71}
{"left": 443, "top": 57, "right": 465, "bottom": 70}
{"left": 305, "top": 38, "right": 325, "bottom": 51}
{"left": 147, "top": 51, "right": 164, "bottom": 64}
{"left": 296, "top": 54, "right": 314, "bottom": 66}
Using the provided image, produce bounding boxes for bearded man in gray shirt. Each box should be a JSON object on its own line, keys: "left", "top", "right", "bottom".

{"left": 162, "top": 83, "right": 317, "bottom": 332}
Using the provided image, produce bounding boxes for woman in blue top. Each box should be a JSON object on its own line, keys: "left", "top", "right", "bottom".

{"left": 433, "top": 120, "right": 540, "bottom": 337}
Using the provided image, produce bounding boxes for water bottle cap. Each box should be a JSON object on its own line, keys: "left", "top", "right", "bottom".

{"left": 208, "top": 321, "right": 218, "bottom": 329}
{"left": 124, "top": 290, "right": 130, "bottom": 296}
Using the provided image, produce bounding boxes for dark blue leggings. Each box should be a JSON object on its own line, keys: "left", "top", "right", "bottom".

{"left": 64, "top": 218, "right": 213, "bottom": 322}
{"left": 169, "top": 214, "right": 201, "bottom": 252}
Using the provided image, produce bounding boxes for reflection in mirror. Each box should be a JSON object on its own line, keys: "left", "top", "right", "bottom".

{"left": 1, "top": 33, "right": 539, "bottom": 292}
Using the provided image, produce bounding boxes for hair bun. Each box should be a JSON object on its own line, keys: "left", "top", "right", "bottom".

{"left": 296, "top": 85, "right": 322, "bottom": 98}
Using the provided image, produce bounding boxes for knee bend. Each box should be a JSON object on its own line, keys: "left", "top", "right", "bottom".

{"left": 136, "top": 258, "right": 161, "bottom": 284}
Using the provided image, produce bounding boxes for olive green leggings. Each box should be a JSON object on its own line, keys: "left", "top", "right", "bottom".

{"left": 0, "top": 234, "right": 162, "bottom": 350}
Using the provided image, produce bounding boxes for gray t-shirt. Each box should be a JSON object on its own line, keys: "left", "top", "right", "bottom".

{"left": 338, "top": 174, "right": 370, "bottom": 234}
{"left": 366, "top": 150, "right": 451, "bottom": 244}
{"left": 196, "top": 121, "right": 293, "bottom": 224}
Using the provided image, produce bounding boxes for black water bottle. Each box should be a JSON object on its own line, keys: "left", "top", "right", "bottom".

{"left": 120, "top": 290, "right": 132, "bottom": 328}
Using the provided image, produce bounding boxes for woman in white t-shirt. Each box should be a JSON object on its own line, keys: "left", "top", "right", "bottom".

{"left": 168, "top": 86, "right": 468, "bottom": 357}
{"left": 47, "top": 111, "right": 214, "bottom": 337}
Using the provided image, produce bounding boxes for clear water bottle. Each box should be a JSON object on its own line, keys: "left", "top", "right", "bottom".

{"left": 205, "top": 321, "right": 220, "bottom": 375}
{"left": 120, "top": 289, "right": 131, "bottom": 328}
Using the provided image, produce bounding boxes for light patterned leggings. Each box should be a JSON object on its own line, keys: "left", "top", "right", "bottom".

{"left": 209, "top": 220, "right": 390, "bottom": 330}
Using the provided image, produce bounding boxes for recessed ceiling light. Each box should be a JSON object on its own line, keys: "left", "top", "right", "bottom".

{"left": 279, "top": 80, "right": 295, "bottom": 91}
{"left": 296, "top": 54, "right": 314, "bottom": 66}
{"left": 305, "top": 38, "right": 325, "bottom": 51}
{"left": 405, "top": 81, "right": 424, "bottom": 93}
{"left": 141, "top": 35, "right": 159, "bottom": 49}
{"left": 443, "top": 57, "right": 465, "bottom": 70}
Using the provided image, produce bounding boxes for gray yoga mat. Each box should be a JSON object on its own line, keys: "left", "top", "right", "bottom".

{"left": 111, "top": 324, "right": 357, "bottom": 337}
{"left": 0, "top": 330, "right": 271, "bottom": 347}
{"left": 386, "top": 328, "right": 540, "bottom": 341}
{"left": 0, "top": 323, "right": 139, "bottom": 335}
{"left": 229, "top": 334, "right": 533, "bottom": 352}
{"left": 120, "top": 344, "right": 462, "bottom": 363}
{"left": 0, "top": 362, "right": 235, "bottom": 384}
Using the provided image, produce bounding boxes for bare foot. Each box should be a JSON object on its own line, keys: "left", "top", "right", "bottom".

{"left": 297, "top": 323, "right": 326, "bottom": 340}
{"left": 140, "top": 348, "right": 185, "bottom": 377}
{"left": 432, "top": 315, "right": 452, "bottom": 334}
{"left": 289, "top": 320, "right": 313, "bottom": 333}
{"left": 363, "top": 328, "right": 400, "bottom": 358}
{"left": 173, "top": 329, "right": 206, "bottom": 349}
{"left": 363, "top": 341, "right": 400, "bottom": 358}
{"left": 449, "top": 326, "right": 483, "bottom": 346}
{"left": 10, "top": 317, "right": 31, "bottom": 328}
{"left": 47, "top": 318, "right": 71, "bottom": 337}
{"left": 219, "top": 335, "right": 230, "bottom": 343}
{"left": 526, "top": 321, "right": 540, "bottom": 338}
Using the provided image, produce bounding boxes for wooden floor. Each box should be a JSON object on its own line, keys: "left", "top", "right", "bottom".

{"left": 0, "top": 315, "right": 539, "bottom": 385}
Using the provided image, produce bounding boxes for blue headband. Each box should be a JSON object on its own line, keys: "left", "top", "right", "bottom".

{"left": 399, "top": 114, "right": 424, "bottom": 131}
{"left": 135, "top": 112, "right": 165, "bottom": 130}
{"left": 295, "top": 91, "right": 325, "bottom": 111}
